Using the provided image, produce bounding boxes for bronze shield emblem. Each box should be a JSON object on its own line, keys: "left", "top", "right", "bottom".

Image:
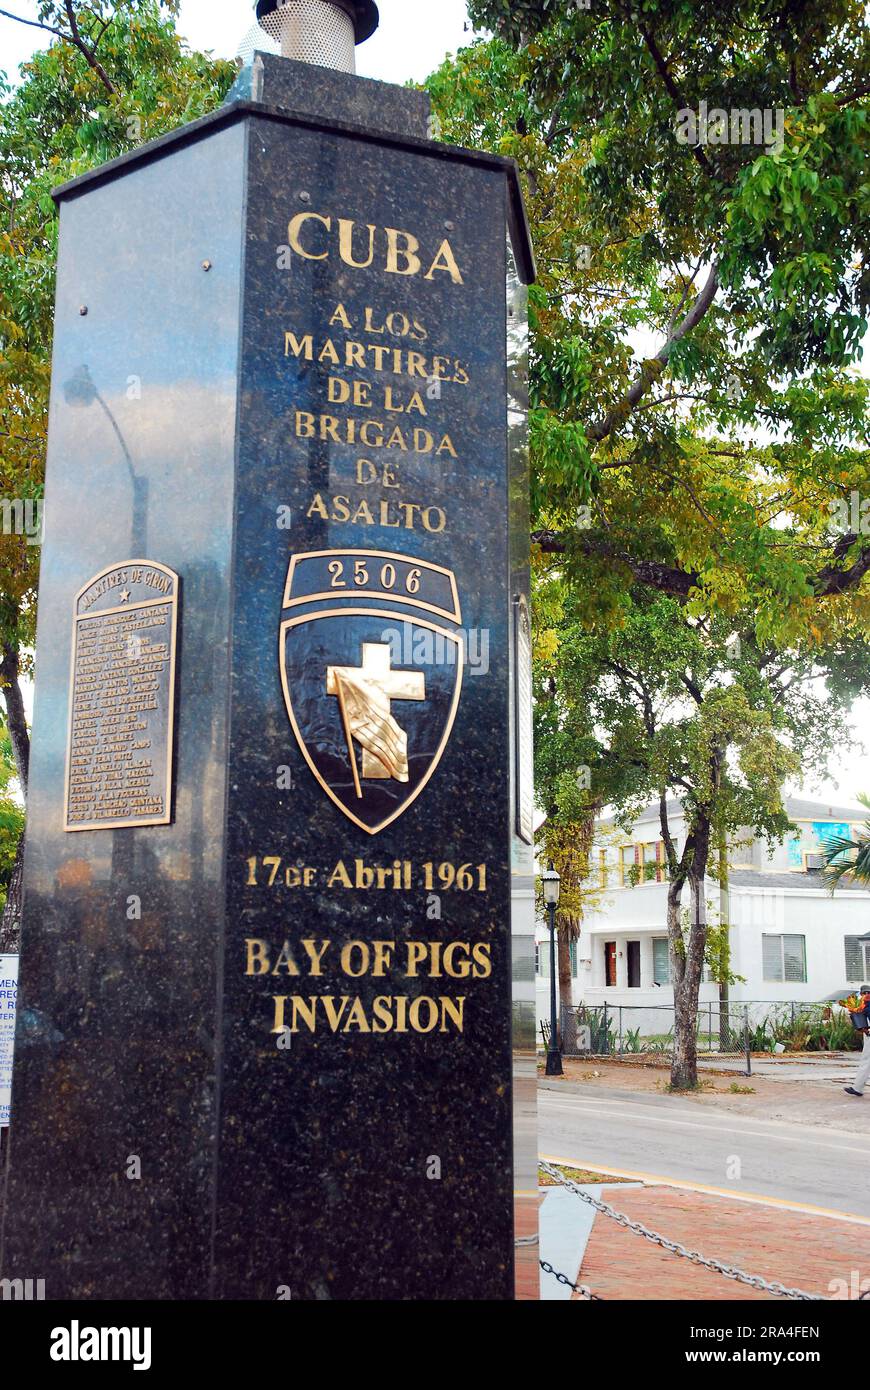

{"left": 279, "top": 549, "right": 463, "bottom": 834}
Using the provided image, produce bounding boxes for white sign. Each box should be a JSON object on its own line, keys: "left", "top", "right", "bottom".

{"left": 0, "top": 953, "right": 18, "bottom": 1127}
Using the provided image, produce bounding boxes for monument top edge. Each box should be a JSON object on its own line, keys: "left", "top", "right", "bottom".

{"left": 51, "top": 98, "right": 535, "bottom": 284}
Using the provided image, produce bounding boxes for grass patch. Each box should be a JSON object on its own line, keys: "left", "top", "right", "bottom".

{"left": 539, "top": 1164, "right": 634, "bottom": 1186}
{"left": 727, "top": 1082, "right": 756, "bottom": 1094}
{"left": 659, "top": 1078, "right": 716, "bottom": 1094}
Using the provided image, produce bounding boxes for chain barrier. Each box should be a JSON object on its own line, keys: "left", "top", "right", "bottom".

{"left": 540, "top": 1161, "right": 822, "bottom": 1301}
{"left": 515, "top": 1208, "right": 599, "bottom": 1298}
{"left": 539, "top": 1258, "right": 600, "bottom": 1300}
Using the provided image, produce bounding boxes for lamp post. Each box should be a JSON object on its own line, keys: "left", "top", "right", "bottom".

{"left": 542, "top": 862, "right": 562, "bottom": 1076}
{"left": 254, "top": 0, "right": 379, "bottom": 71}
{"left": 63, "top": 364, "right": 148, "bottom": 554}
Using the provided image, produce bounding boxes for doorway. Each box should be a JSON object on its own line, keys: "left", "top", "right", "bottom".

{"left": 604, "top": 941, "right": 617, "bottom": 987}
{"left": 627, "top": 940, "right": 641, "bottom": 988}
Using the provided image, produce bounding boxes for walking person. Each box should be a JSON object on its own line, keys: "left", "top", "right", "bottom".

{"left": 845, "top": 986, "right": 870, "bottom": 1096}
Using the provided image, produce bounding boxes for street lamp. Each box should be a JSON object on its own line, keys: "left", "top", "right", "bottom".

{"left": 254, "top": 1, "right": 379, "bottom": 72}
{"left": 542, "top": 862, "right": 562, "bottom": 1076}
{"left": 63, "top": 364, "right": 148, "bottom": 554}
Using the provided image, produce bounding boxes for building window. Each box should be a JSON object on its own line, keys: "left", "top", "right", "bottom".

{"left": 638, "top": 842, "right": 666, "bottom": 883}
{"left": 655, "top": 840, "right": 667, "bottom": 882}
{"left": 762, "top": 933, "right": 807, "bottom": 983}
{"left": 653, "top": 937, "right": 671, "bottom": 984}
{"left": 537, "top": 941, "right": 576, "bottom": 977}
{"left": 845, "top": 937, "right": 870, "bottom": 983}
{"left": 619, "top": 845, "right": 636, "bottom": 886}
{"left": 599, "top": 849, "right": 608, "bottom": 888}
{"left": 633, "top": 839, "right": 647, "bottom": 884}
{"left": 627, "top": 940, "right": 641, "bottom": 987}
{"left": 618, "top": 842, "right": 667, "bottom": 886}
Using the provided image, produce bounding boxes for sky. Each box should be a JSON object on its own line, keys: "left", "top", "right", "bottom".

{"left": 0, "top": 1, "right": 869, "bottom": 809}
{"left": 0, "top": 0, "right": 474, "bottom": 84}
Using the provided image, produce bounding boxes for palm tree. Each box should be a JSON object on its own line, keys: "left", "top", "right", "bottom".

{"left": 822, "top": 794, "right": 870, "bottom": 889}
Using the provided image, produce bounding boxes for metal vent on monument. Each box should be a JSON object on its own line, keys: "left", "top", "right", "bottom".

{"left": 236, "top": 0, "right": 379, "bottom": 74}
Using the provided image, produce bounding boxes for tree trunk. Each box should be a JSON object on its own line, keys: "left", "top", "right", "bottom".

{"left": 0, "top": 830, "right": 24, "bottom": 953}
{"left": 0, "top": 641, "right": 29, "bottom": 795}
{"left": 0, "top": 639, "right": 29, "bottom": 953}
{"left": 557, "top": 928, "right": 573, "bottom": 1010}
{"left": 718, "top": 830, "right": 731, "bottom": 1050}
{"left": 666, "top": 876, "right": 683, "bottom": 974}
{"left": 671, "top": 982, "right": 698, "bottom": 1090}
{"left": 670, "top": 855, "right": 710, "bottom": 1090}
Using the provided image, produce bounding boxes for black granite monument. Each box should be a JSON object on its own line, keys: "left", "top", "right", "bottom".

{"left": 0, "top": 0, "right": 537, "bottom": 1300}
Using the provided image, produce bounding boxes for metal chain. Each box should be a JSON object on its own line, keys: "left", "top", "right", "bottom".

{"left": 540, "top": 1161, "right": 822, "bottom": 1301}
{"left": 517, "top": 1221, "right": 600, "bottom": 1298}
{"left": 539, "top": 1259, "right": 600, "bottom": 1300}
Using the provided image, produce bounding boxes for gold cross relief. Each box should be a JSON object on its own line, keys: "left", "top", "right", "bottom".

{"left": 326, "top": 643, "right": 425, "bottom": 779}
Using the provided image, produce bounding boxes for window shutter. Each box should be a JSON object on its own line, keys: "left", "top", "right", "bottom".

{"left": 653, "top": 938, "right": 670, "bottom": 984}
{"left": 783, "top": 935, "right": 806, "bottom": 983}
{"left": 762, "top": 934, "right": 783, "bottom": 981}
{"left": 845, "top": 936, "right": 863, "bottom": 981}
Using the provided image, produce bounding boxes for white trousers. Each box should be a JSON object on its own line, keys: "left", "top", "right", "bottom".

{"left": 854, "top": 1032, "right": 870, "bottom": 1093}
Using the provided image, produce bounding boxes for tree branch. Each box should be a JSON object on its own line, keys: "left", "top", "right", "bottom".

{"left": 532, "top": 528, "right": 701, "bottom": 596}
{"left": 0, "top": 7, "right": 62, "bottom": 38}
{"left": 679, "top": 672, "right": 704, "bottom": 705}
{"left": 835, "top": 81, "right": 870, "bottom": 106}
{"left": 637, "top": 21, "right": 716, "bottom": 178}
{"left": 0, "top": 4, "right": 117, "bottom": 93}
{"left": 587, "top": 262, "right": 719, "bottom": 443}
{"left": 64, "top": 0, "right": 115, "bottom": 93}
{"left": 813, "top": 537, "right": 870, "bottom": 595}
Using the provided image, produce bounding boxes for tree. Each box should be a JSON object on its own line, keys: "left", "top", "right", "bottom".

{"left": 822, "top": 794, "right": 870, "bottom": 888}
{"left": 536, "top": 586, "right": 870, "bottom": 1085}
{"left": 537, "top": 806, "right": 599, "bottom": 1014}
{"left": 428, "top": 2, "right": 870, "bottom": 1085}
{"left": 0, "top": 720, "right": 26, "bottom": 952}
{"left": 0, "top": 1, "right": 235, "bottom": 945}
{"left": 428, "top": 3, "right": 870, "bottom": 621}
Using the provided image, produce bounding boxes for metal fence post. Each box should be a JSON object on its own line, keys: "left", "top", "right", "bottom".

{"left": 603, "top": 1002, "right": 609, "bottom": 1056}
{"left": 708, "top": 1002, "right": 713, "bottom": 1052}
{"left": 744, "top": 1004, "right": 751, "bottom": 1077}
{"left": 619, "top": 1006, "right": 623, "bottom": 1057}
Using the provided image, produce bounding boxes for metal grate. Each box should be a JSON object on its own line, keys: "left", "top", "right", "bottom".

{"left": 237, "top": 1, "right": 357, "bottom": 73}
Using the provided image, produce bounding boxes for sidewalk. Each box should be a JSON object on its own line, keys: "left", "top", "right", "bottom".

{"left": 549, "top": 1056, "right": 870, "bottom": 1132}
{"left": 572, "top": 1181, "right": 867, "bottom": 1300}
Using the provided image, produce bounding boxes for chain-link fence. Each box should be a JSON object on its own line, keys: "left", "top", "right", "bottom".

{"left": 540, "top": 998, "right": 863, "bottom": 1068}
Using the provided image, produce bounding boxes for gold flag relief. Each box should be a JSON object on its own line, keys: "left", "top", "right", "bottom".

{"left": 334, "top": 667, "right": 410, "bottom": 782}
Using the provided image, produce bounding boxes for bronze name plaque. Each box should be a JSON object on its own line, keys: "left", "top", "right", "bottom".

{"left": 64, "top": 560, "right": 179, "bottom": 832}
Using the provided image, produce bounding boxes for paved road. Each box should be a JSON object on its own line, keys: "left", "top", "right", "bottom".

{"left": 540, "top": 1082, "right": 870, "bottom": 1220}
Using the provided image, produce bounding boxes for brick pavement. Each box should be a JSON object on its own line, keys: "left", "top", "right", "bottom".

{"left": 577, "top": 1184, "right": 866, "bottom": 1300}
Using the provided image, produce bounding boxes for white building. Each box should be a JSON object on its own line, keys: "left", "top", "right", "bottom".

{"left": 536, "top": 796, "right": 870, "bottom": 1030}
